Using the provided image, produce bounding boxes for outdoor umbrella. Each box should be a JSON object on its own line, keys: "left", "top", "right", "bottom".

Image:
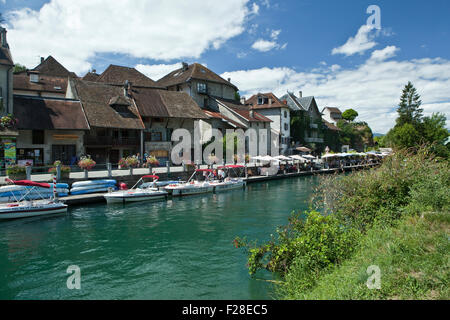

{"left": 296, "top": 147, "right": 311, "bottom": 152}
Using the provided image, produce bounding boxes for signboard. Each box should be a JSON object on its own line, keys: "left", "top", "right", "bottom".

{"left": 4, "top": 142, "right": 16, "bottom": 166}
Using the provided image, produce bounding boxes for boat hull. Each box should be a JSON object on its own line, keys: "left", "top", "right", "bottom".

{"left": 104, "top": 191, "right": 168, "bottom": 204}
{"left": 212, "top": 180, "right": 246, "bottom": 192}
{"left": 165, "top": 185, "right": 214, "bottom": 196}
{"left": 0, "top": 204, "right": 68, "bottom": 220}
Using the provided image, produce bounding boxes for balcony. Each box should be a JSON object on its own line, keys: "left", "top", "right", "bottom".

{"left": 305, "top": 137, "right": 324, "bottom": 143}
{"left": 84, "top": 135, "right": 140, "bottom": 146}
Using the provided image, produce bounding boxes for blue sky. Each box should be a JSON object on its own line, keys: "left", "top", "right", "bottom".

{"left": 1, "top": 0, "right": 449, "bottom": 133}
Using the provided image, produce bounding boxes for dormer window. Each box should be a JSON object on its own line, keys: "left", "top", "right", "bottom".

{"left": 197, "top": 82, "right": 207, "bottom": 94}
{"left": 30, "top": 73, "right": 39, "bottom": 83}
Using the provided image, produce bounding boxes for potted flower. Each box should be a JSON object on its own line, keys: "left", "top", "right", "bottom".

{"left": 78, "top": 155, "right": 96, "bottom": 178}
{"left": 118, "top": 158, "right": 128, "bottom": 169}
{"left": 245, "top": 154, "right": 250, "bottom": 163}
{"left": 0, "top": 114, "right": 18, "bottom": 129}
{"left": 48, "top": 161, "right": 71, "bottom": 179}
{"left": 7, "top": 165, "right": 27, "bottom": 180}
{"left": 126, "top": 156, "right": 139, "bottom": 175}
{"left": 146, "top": 156, "right": 159, "bottom": 173}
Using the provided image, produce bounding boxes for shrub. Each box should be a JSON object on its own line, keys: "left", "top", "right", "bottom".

{"left": 6, "top": 165, "right": 26, "bottom": 175}
{"left": 235, "top": 211, "right": 360, "bottom": 277}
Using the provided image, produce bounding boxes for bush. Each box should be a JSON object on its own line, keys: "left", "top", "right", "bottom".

{"left": 146, "top": 156, "right": 159, "bottom": 166}
{"left": 235, "top": 211, "right": 360, "bottom": 279}
{"left": 6, "top": 165, "right": 26, "bottom": 175}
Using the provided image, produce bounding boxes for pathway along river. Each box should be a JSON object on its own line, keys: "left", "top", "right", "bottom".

{"left": 0, "top": 175, "right": 318, "bottom": 299}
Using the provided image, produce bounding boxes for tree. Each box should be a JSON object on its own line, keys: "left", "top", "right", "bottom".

{"left": 234, "top": 91, "right": 241, "bottom": 102}
{"left": 422, "top": 113, "right": 448, "bottom": 144}
{"left": 396, "top": 81, "right": 423, "bottom": 127}
{"left": 342, "top": 109, "right": 359, "bottom": 122}
{"left": 13, "top": 64, "right": 27, "bottom": 73}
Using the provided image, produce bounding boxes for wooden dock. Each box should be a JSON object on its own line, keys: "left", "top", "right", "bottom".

{"left": 61, "top": 164, "right": 377, "bottom": 206}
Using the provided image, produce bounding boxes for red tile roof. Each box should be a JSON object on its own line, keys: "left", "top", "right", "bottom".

{"left": 14, "top": 96, "right": 89, "bottom": 130}
{"left": 246, "top": 92, "right": 287, "bottom": 109}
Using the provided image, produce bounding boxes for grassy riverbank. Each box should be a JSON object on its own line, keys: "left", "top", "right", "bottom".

{"left": 236, "top": 146, "right": 449, "bottom": 300}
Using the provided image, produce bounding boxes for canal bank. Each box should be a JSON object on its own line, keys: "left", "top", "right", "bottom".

{"left": 62, "top": 164, "right": 378, "bottom": 206}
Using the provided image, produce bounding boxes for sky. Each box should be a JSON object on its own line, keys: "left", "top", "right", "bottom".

{"left": 1, "top": 0, "right": 449, "bottom": 134}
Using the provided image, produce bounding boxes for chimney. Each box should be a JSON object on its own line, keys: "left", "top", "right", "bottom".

{"left": 92, "top": 69, "right": 96, "bottom": 74}
{"left": 40, "top": 57, "right": 45, "bottom": 64}
{"left": 240, "top": 97, "right": 246, "bottom": 105}
{"left": 182, "top": 62, "right": 189, "bottom": 71}
{"left": 249, "top": 109, "right": 254, "bottom": 118}
{"left": 227, "top": 78, "right": 231, "bottom": 82}
{"left": 299, "top": 91, "right": 303, "bottom": 98}
{"left": 0, "top": 27, "right": 8, "bottom": 48}
{"left": 269, "top": 98, "right": 272, "bottom": 105}
{"left": 124, "top": 80, "right": 132, "bottom": 97}
{"left": 282, "top": 100, "right": 287, "bottom": 105}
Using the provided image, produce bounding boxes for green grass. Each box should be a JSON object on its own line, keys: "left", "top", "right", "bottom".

{"left": 284, "top": 212, "right": 449, "bottom": 300}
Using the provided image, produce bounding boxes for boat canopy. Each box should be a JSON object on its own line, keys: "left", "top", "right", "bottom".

{"left": 142, "top": 175, "right": 159, "bottom": 180}
{"left": 6, "top": 179, "right": 51, "bottom": 189}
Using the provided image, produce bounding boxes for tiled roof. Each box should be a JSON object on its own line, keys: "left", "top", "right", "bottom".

{"left": 33, "top": 56, "right": 77, "bottom": 78}
{"left": 73, "top": 79, "right": 144, "bottom": 129}
{"left": 96, "top": 65, "right": 157, "bottom": 87}
{"left": 0, "top": 46, "right": 13, "bottom": 66}
{"left": 323, "top": 120, "right": 341, "bottom": 131}
{"left": 246, "top": 92, "right": 287, "bottom": 109}
{"left": 132, "top": 87, "right": 207, "bottom": 119}
{"left": 14, "top": 96, "right": 89, "bottom": 130}
{"left": 216, "top": 97, "right": 272, "bottom": 122}
{"left": 156, "top": 63, "right": 238, "bottom": 90}
{"left": 323, "top": 107, "right": 342, "bottom": 114}
{"left": 13, "top": 73, "right": 68, "bottom": 94}
{"left": 203, "top": 109, "right": 245, "bottom": 128}
{"left": 279, "top": 92, "right": 305, "bottom": 112}
{"left": 82, "top": 72, "right": 100, "bottom": 81}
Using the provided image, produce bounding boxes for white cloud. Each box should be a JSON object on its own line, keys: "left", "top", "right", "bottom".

{"left": 369, "top": 46, "right": 399, "bottom": 62}
{"left": 251, "top": 3, "right": 259, "bottom": 15}
{"left": 5, "top": 0, "right": 252, "bottom": 74}
{"left": 270, "top": 29, "right": 281, "bottom": 39}
{"left": 222, "top": 56, "right": 450, "bottom": 134}
{"left": 332, "top": 25, "right": 378, "bottom": 56}
{"left": 251, "top": 29, "right": 286, "bottom": 52}
{"left": 135, "top": 63, "right": 182, "bottom": 81}
{"left": 251, "top": 39, "right": 278, "bottom": 52}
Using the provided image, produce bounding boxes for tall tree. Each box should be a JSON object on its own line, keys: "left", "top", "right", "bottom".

{"left": 396, "top": 81, "right": 423, "bottom": 127}
{"left": 342, "top": 109, "right": 359, "bottom": 122}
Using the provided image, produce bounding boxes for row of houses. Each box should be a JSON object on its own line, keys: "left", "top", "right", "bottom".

{"left": 0, "top": 26, "right": 344, "bottom": 167}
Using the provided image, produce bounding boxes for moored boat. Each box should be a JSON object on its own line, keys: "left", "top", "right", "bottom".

{"left": 210, "top": 165, "right": 246, "bottom": 192}
{"left": 164, "top": 169, "right": 215, "bottom": 196}
{"left": 0, "top": 179, "right": 68, "bottom": 220}
{"left": 104, "top": 175, "right": 168, "bottom": 204}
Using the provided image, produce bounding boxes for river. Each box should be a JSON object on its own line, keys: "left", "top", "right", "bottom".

{"left": 0, "top": 175, "right": 319, "bottom": 299}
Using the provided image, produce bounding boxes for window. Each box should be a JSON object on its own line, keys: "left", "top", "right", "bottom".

{"left": 32, "top": 130, "right": 45, "bottom": 144}
{"left": 284, "top": 110, "right": 288, "bottom": 118}
{"left": 150, "top": 132, "right": 162, "bottom": 141}
{"left": 197, "top": 83, "right": 207, "bottom": 94}
{"left": 257, "top": 96, "right": 263, "bottom": 105}
{"left": 284, "top": 123, "right": 289, "bottom": 131}
{"left": 30, "top": 73, "right": 39, "bottom": 83}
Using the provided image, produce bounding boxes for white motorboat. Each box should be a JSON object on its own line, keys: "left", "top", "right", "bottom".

{"left": 0, "top": 179, "right": 68, "bottom": 220}
{"left": 104, "top": 175, "right": 168, "bottom": 204}
{"left": 210, "top": 165, "right": 246, "bottom": 192}
{"left": 164, "top": 169, "right": 215, "bottom": 196}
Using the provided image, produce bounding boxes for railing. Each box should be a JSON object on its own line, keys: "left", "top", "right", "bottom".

{"left": 84, "top": 135, "right": 140, "bottom": 146}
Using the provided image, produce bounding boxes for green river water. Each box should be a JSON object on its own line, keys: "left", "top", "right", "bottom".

{"left": 0, "top": 175, "right": 318, "bottom": 299}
